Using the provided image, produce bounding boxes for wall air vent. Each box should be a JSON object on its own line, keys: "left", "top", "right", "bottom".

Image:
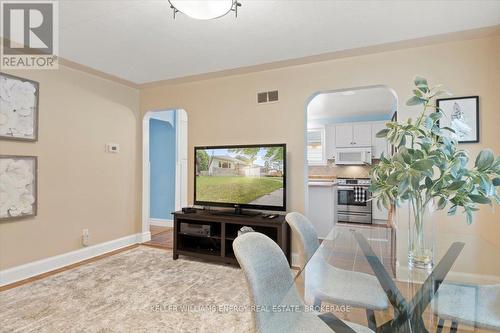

{"left": 257, "top": 90, "right": 279, "bottom": 104}
{"left": 257, "top": 92, "right": 268, "bottom": 104}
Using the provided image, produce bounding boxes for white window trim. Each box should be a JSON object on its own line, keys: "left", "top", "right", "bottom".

{"left": 307, "top": 127, "right": 327, "bottom": 166}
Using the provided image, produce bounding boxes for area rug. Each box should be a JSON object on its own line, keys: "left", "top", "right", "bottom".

{"left": 0, "top": 246, "right": 253, "bottom": 332}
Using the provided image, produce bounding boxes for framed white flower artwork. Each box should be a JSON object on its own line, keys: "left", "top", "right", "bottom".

{"left": 0, "top": 155, "right": 37, "bottom": 220}
{"left": 0, "top": 73, "right": 39, "bottom": 141}
{"left": 437, "top": 96, "right": 479, "bottom": 144}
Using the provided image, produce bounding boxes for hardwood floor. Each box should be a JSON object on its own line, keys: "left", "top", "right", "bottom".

{"left": 143, "top": 226, "right": 173, "bottom": 249}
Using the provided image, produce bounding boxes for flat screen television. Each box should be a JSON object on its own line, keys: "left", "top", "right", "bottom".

{"left": 194, "top": 144, "right": 286, "bottom": 213}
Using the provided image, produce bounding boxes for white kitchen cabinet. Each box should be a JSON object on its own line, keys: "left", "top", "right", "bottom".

{"left": 334, "top": 123, "right": 372, "bottom": 148}
{"left": 325, "top": 125, "right": 336, "bottom": 160}
{"left": 352, "top": 123, "right": 372, "bottom": 146}
{"left": 307, "top": 182, "right": 336, "bottom": 239}
{"left": 371, "top": 121, "right": 390, "bottom": 159}
{"left": 372, "top": 200, "right": 389, "bottom": 221}
{"left": 334, "top": 125, "right": 353, "bottom": 148}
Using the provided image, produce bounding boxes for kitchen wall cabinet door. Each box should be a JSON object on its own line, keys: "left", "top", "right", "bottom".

{"left": 334, "top": 125, "right": 353, "bottom": 147}
{"left": 352, "top": 124, "right": 372, "bottom": 146}
{"left": 325, "top": 125, "right": 336, "bottom": 160}
{"left": 334, "top": 123, "right": 372, "bottom": 148}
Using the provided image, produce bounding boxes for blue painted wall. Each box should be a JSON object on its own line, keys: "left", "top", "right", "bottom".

{"left": 312, "top": 112, "right": 395, "bottom": 126}
{"left": 149, "top": 116, "right": 176, "bottom": 220}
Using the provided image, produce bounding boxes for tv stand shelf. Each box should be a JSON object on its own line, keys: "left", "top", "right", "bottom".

{"left": 173, "top": 210, "right": 290, "bottom": 265}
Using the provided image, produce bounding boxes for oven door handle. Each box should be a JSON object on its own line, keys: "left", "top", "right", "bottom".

{"left": 338, "top": 211, "right": 371, "bottom": 216}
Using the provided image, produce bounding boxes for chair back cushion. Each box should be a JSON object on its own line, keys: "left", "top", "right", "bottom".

{"left": 285, "top": 212, "right": 320, "bottom": 270}
{"left": 233, "top": 232, "right": 301, "bottom": 333}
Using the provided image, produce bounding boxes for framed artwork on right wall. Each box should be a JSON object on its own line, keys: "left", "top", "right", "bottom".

{"left": 437, "top": 96, "right": 479, "bottom": 144}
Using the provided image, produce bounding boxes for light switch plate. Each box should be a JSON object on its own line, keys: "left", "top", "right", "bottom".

{"left": 106, "top": 143, "right": 120, "bottom": 153}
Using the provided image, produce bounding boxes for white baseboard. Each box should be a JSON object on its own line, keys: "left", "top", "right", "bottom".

{"left": 141, "top": 231, "right": 151, "bottom": 242}
{"left": 149, "top": 218, "right": 173, "bottom": 227}
{"left": 0, "top": 232, "right": 148, "bottom": 287}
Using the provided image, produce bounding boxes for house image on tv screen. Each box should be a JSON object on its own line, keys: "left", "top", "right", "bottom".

{"left": 205, "top": 155, "right": 262, "bottom": 177}
{"left": 195, "top": 146, "right": 284, "bottom": 206}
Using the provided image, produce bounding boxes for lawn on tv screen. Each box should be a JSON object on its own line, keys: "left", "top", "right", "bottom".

{"left": 195, "top": 147, "right": 284, "bottom": 206}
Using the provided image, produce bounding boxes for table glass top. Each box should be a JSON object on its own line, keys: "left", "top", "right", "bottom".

{"left": 281, "top": 224, "right": 500, "bottom": 333}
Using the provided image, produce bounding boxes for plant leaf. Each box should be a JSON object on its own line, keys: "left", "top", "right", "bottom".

{"left": 414, "top": 76, "right": 428, "bottom": 91}
{"left": 442, "top": 126, "right": 456, "bottom": 133}
{"left": 469, "top": 194, "right": 491, "bottom": 204}
{"left": 437, "top": 197, "right": 447, "bottom": 210}
{"left": 406, "top": 96, "right": 424, "bottom": 106}
{"left": 376, "top": 128, "right": 390, "bottom": 138}
{"left": 424, "top": 176, "right": 433, "bottom": 189}
{"left": 413, "top": 159, "right": 433, "bottom": 171}
{"left": 475, "top": 149, "right": 494, "bottom": 171}
{"left": 413, "top": 89, "right": 423, "bottom": 97}
{"left": 447, "top": 180, "right": 466, "bottom": 191}
{"left": 429, "top": 112, "right": 442, "bottom": 121}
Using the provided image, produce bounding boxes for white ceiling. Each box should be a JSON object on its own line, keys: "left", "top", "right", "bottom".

{"left": 307, "top": 86, "right": 397, "bottom": 120}
{"left": 51, "top": 1, "right": 500, "bottom": 83}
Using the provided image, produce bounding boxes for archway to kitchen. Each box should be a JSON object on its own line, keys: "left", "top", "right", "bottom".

{"left": 304, "top": 85, "right": 398, "bottom": 272}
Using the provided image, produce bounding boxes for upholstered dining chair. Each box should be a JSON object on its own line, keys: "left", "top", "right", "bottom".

{"left": 285, "top": 212, "right": 389, "bottom": 330}
{"left": 433, "top": 283, "right": 500, "bottom": 332}
{"left": 233, "top": 232, "right": 374, "bottom": 333}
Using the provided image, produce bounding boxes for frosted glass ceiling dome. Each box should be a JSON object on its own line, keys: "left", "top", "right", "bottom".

{"left": 168, "top": 0, "right": 240, "bottom": 20}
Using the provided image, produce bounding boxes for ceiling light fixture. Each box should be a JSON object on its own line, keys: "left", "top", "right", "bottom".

{"left": 168, "top": 0, "right": 242, "bottom": 20}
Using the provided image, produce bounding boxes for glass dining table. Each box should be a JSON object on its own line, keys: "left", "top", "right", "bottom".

{"left": 280, "top": 224, "right": 500, "bottom": 333}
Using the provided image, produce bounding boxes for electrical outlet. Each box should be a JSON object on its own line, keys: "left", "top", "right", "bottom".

{"left": 82, "top": 229, "right": 90, "bottom": 247}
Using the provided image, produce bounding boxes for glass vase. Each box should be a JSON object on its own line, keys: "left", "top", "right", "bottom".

{"left": 408, "top": 198, "right": 435, "bottom": 270}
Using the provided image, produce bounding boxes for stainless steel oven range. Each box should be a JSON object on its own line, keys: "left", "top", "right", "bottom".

{"left": 336, "top": 178, "right": 372, "bottom": 224}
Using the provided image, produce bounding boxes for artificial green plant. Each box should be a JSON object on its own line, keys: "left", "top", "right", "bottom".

{"left": 370, "top": 77, "right": 500, "bottom": 232}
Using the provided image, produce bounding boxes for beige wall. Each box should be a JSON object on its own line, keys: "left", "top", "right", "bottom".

{"left": 1, "top": 32, "right": 498, "bottom": 274}
{"left": 141, "top": 34, "right": 500, "bottom": 264}
{"left": 0, "top": 66, "right": 140, "bottom": 270}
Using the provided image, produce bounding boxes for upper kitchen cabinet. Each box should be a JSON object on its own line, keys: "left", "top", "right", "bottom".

{"left": 352, "top": 123, "right": 372, "bottom": 146}
{"left": 334, "top": 124, "right": 354, "bottom": 147}
{"left": 371, "top": 121, "right": 390, "bottom": 159}
{"left": 325, "top": 125, "right": 336, "bottom": 160}
{"left": 334, "top": 123, "right": 371, "bottom": 148}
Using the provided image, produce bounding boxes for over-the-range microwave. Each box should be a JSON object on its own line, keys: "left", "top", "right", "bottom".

{"left": 335, "top": 147, "right": 372, "bottom": 165}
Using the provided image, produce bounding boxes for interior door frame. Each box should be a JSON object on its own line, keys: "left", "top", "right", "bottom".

{"left": 142, "top": 109, "right": 188, "bottom": 240}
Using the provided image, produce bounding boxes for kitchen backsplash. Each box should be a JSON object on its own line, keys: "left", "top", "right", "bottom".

{"left": 309, "top": 162, "right": 371, "bottom": 178}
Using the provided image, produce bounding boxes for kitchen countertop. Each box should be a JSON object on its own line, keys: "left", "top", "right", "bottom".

{"left": 308, "top": 178, "right": 337, "bottom": 186}
{"left": 308, "top": 175, "right": 337, "bottom": 180}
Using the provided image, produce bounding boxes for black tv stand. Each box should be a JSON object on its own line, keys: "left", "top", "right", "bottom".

{"left": 172, "top": 209, "right": 290, "bottom": 265}
{"left": 210, "top": 206, "right": 261, "bottom": 217}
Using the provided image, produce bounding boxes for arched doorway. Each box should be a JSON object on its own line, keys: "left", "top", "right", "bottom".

{"left": 304, "top": 85, "right": 398, "bottom": 271}
{"left": 142, "top": 109, "right": 188, "bottom": 245}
